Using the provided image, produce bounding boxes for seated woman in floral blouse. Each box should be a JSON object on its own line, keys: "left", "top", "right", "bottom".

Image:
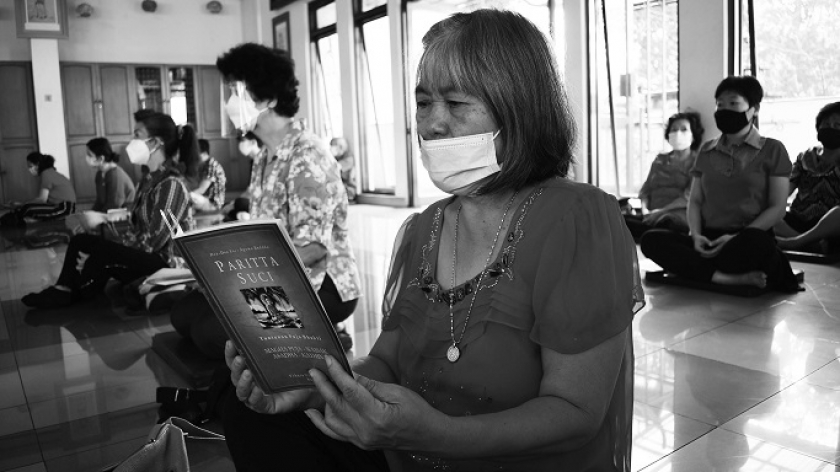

{"left": 776, "top": 102, "right": 840, "bottom": 253}
{"left": 170, "top": 43, "right": 361, "bottom": 359}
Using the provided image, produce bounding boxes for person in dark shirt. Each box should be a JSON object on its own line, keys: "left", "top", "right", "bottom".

{"left": 776, "top": 102, "right": 840, "bottom": 253}
{"left": 624, "top": 111, "right": 704, "bottom": 239}
{"left": 4, "top": 152, "right": 76, "bottom": 225}
{"left": 641, "top": 76, "right": 798, "bottom": 292}
{"left": 86, "top": 137, "right": 136, "bottom": 212}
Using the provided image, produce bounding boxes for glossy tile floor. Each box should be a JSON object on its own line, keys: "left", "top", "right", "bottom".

{"left": 2, "top": 206, "right": 840, "bottom": 471}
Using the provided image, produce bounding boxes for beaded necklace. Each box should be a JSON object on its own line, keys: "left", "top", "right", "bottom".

{"left": 446, "top": 191, "right": 517, "bottom": 363}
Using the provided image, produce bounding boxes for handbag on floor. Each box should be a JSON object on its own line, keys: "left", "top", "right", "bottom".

{"left": 102, "top": 416, "right": 225, "bottom": 472}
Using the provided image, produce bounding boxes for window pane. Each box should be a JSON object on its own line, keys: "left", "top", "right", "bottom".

{"left": 316, "top": 2, "right": 337, "bottom": 29}
{"left": 311, "top": 35, "right": 344, "bottom": 141}
{"left": 592, "top": 0, "right": 678, "bottom": 196}
{"left": 358, "top": 16, "right": 396, "bottom": 193}
{"left": 406, "top": 0, "right": 554, "bottom": 201}
{"left": 136, "top": 67, "right": 163, "bottom": 112}
{"left": 742, "top": 0, "right": 840, "bottom": 158}
{"left": 168, "top": 67, "right": 195, "bottom": 126}
{"left": 360, "top": 0, "right": 386, "bottom": 13}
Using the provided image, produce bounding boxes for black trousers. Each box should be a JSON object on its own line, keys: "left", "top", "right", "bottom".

{"left": 640, "top": 227, "right": 798, "bottom": 291}
{"left": 56, "top": 233, "right": 168, "bottom": 299}
{"left": 171, "top": 274, "right": 358, "bottom": 360}
{"left": 222, "top": 395, "right": 389, "bottom": 472}
{"left": 16, "top": 201, "right": 75, "bottom": 222}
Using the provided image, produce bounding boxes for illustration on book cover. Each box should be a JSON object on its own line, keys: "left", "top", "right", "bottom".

{"left": 242, "top": 286, "right": 304, "bottom": 329}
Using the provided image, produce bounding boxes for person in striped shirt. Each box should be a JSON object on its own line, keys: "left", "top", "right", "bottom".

{"left": 22, "top": 112, "right": 196, "bottom": 309}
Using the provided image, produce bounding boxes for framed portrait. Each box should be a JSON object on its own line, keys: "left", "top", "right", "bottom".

{"left": 15, "top": 0, "right": 69, "bottom": 39}
{"left": 270, "top": 0, "right": 295, "bottom": 10}
{"left": 272, "top": 12, "right": 291, "bottom": 53}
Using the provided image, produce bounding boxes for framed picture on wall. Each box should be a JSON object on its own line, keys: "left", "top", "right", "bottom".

{"left": 15, "top": 0, "right": 69, "bottom": 39}
{"left": 273, "top": 12, "right": 291, "bottom": 53}
{"left": 270, "top": 0, "right": 294, "bottom": 10}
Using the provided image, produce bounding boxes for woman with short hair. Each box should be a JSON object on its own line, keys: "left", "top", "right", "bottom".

{"left": 641, "top": 75, "right": 798, "bottom": 292}
{"left": 223, "top": 10, "right": 642, "bottom": 472}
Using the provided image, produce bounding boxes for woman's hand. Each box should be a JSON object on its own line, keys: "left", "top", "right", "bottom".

{"left": 691, "top": 233, "right": 716, "bottom": 257}
{"left": 703, "top": 233, "right": 735, "bottom": 257}
{"left": 305, "top": 355, "right": 443, "bottom": 451}
{"left": 225, "top": 340, "right": 318, "bottom": 415}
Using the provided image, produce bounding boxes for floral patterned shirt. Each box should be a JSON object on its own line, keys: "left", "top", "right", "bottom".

{"left": 199, "top": 156, "right": 227, "bottom": 210}
{"left": 246, "top": 121, "right": 362, "bottom": 302}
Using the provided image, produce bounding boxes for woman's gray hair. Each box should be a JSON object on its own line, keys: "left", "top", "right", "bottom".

{"left": 418, "top": 9, "right": 576, "bottom": 194}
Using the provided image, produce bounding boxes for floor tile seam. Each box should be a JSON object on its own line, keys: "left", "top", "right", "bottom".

{"left": 635, "top": 425, "right": 721, "bottom": 471}
{"left": 718, "top": 418, "right": 840, "bottom": 467}
{"left": 32, "top": 404, "right": 158, "bottom": 462}
{"left": 24, "top": 376, "right": 161, "bottom": 417}
{"left": 38, "top": 430, "right": 148, "bottom": 468}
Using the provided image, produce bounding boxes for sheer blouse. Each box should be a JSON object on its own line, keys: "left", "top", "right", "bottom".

{"left": 381, "top": 178, "right": 644, "bottom": 471}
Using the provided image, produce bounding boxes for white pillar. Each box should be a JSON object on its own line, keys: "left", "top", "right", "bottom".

{"left": 679, "top": 0, "right": 730, "bottom": 141}
{"left": 30, "top": 38, "right": 69, "bottom": 177}
{"left": 563, "top": 0, "right": 590, "bottom": 183}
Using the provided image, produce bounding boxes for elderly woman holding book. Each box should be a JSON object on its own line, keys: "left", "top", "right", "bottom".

{"left": 223, "top": 10, "right": 642, "bottom": 472}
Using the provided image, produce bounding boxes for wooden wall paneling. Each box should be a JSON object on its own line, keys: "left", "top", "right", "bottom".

{"left": 0, "top": 63, "right": 39, "bottom": 204}
{"left": 198, "top": 66, "right": 223, "bottom": 135}
{"left": 99, "top": 65, "right": 133, "bottom": 138}
{"left": 0, "top": 64, "right": 37, "bottom": 141}
{"left": 1, "top": 145, "right": 40, "bottom": 203}
{"left": 61, "top": 65, "right": 98, "bottom": 138}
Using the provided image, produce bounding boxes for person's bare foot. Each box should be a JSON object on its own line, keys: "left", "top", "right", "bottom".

{"left": 712, "top": 271, "right": 767, "bottom": 288}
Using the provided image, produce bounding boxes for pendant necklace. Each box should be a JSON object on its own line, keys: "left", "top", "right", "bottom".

{"left": 447, "top": 191, "right": 518, "bottom": 363}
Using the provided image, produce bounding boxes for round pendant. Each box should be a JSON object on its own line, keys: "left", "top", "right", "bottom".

{"left": 446, "top": 344, "right": 461, "bottom": 363}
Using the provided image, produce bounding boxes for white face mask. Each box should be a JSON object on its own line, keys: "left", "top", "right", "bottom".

{"left": 126, "top": 138, "right": 152, "bottom": 165}
{"left": 225, "top": 83, "right": 268, "bottom": 132}
{"left": 420, "top": 130, "right": 501, "bottom": 196}
{"left": 668, "top": 130, "right": 692, "bottom": 152}
{"left": 238, "top": 141, "right": 259, "bottom": 157}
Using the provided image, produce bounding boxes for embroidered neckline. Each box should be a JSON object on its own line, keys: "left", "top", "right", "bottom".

{"left": 408, "top": 189, "right": 542, "bottom": 304}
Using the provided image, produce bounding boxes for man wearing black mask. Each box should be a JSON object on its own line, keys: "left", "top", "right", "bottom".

{"left": 641, "top": 75, "right": 799, "bottom": 293}
{"left": 776, "top": 101, "right": 840, "bottom": 253}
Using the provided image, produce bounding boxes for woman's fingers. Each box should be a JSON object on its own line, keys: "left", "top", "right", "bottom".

{"left": 306, "top": 408, "right": 352, "bottom": 443}
{"left": 224, "top": 340, "right": 238, "bottom": 369}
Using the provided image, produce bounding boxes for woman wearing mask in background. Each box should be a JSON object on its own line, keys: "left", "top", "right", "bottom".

{"left": 776, "top": 102, "right": 840, "bottom": 253}
{"left": 624, "top": 111, "right": 704, "bottom": 239}
{"left": 641, "top": 76, "right": 798, "bottom": 292}
{"left": 22, "top": 112, "right": 196, "bottom": 309}
{"left": 3, "top": 152, "right": 77, "bottom": 226}
{"left": 169, "top": 43, "right": 360, "bottom": 362}
{"left": 86, "top": 137, "right": 136, "bottom": 212}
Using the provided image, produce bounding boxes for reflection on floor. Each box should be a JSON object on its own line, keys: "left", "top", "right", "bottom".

{"left": 2, "top": 206, "right": 840, "bottom": 471}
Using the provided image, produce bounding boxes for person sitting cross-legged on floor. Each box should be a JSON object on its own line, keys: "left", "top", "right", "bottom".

{"left": 86, "top": 137, "right": 136, "bottom": 212}
{"left": 623, "top": 111, "right": 704, "bottom": 240}
{"left": 189, "top": 138, "right": 227, "bottom": 213}
{"left": 775, "top": 102, "right": 840, "bottom": 253}
{"left": 3, "top": 152, "right": 77, "bottom": 227}
{"left": 641, "top": 75, "right": 799, "bottom": 292}
{"left": 21, "top": 112, "right": 196, "bottom": 309}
